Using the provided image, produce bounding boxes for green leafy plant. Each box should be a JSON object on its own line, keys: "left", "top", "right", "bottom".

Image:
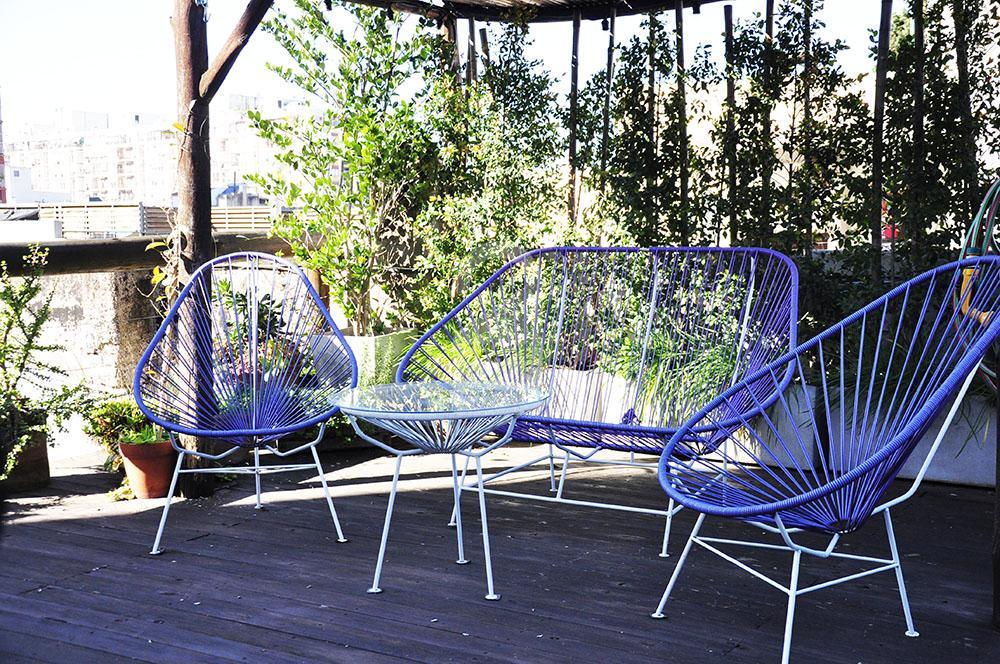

{"left": 1, "top": 246, "right": 91, "bottom": 482}
{"left": 83, "top": 397, "right": 166, "bottom": 501}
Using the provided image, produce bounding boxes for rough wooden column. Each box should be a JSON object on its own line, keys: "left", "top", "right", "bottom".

{"left": 172, "top": 0, "right": 273, "bottom": 496}
{"left": 871, "top": 0, "right": 893, "bottom": 282}
{"left": 674, "top": 0, "right": 689, "bottom": 244}
{"left": 567, "top": 11, "right": 581, "bottom": 226}
{"left": 724, "top": 5, "right": 737, "bottom": 246}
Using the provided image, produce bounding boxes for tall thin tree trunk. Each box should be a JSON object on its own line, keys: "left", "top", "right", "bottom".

{"left": 871, "top": 0, "right": 894, "bottom": 282}
{"left": 568, "top": 11, "right": 581, "bottom": 226}
{"left": 674, "top": 0, "right": 690, "bottom": 245}
{"left": 909, "top": 0, "right": 926, "bottom": 260}
{"left": 174, "top": 0, "right": 215, "bottom": 497}
{"left": 647, "top": 14, "right": 658, "bottom": 242}
{"left": 952, "top": 0, "right": 979, "bottom": 221}
{"left": 760, "top": 0, "right": 776, "bottom": 247}
{"left": 724, "top": 5, "right": 738, "bottom": 246}
{"left": 800, "top": 0, "right": 814, "bottom": 255}
{"left": 601, "top": 7, "right": 617, "bottom": 188}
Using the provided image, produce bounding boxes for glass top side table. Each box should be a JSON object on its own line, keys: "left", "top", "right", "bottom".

{"left": 333, "top": 381, "right": 548, "bottom": 600}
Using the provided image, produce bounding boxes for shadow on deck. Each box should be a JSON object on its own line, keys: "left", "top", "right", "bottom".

{"left": 1, "top": 444, "right": 998, "bottom": 663}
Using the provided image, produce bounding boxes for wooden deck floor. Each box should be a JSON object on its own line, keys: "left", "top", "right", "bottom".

{"left": 1, "top": 443, "right": 998, "bottom": 663}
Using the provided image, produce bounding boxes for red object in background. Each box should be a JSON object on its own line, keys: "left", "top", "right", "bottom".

{"left": 882, "top": 224, "right": 901, "bottom": 241}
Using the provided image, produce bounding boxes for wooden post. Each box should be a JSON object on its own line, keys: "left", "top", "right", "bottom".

{"left": 871, "top": 0, "right": 893, "bottom": 282}
{"left": 724, "top": 5, "right": 737, "bottom": 246}
{"left": 466, "top": 19, "right": 478, "bottom": 84}
{"left": 600, "top": 7, "right": 617, "bottom": 186}
{"left": 568, "top": 11, "right": 581, "bottom": 226}
{"left": 759, "top": 0, "right": 776, "bottom": 246}
{"left": 909, "top": 0, "right": 926, "bottom": 258}
{"left": 674, "top": 0, "right": 689, "bottom": 245}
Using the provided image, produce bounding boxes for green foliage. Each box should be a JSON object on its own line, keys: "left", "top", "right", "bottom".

{"left": 0, "top": 246, "right": 92, "bottom": 481}
{"left": 252, "top": 4, "right": 564, "bottom": 334}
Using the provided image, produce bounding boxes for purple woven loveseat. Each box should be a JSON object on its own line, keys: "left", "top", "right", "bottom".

{"left": 396, "top": 247, "right": 798, "bottom": 554}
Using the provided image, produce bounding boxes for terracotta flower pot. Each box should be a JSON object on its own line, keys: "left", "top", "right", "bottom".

{"left": 119, "top": 440, "right": 176, "bottom": 499}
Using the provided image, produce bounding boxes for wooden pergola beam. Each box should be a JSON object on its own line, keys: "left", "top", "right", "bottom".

{"left": 0, "top": 234, "right": 286, "bottom": 277}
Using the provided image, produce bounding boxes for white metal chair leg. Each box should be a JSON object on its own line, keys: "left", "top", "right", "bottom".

{"left": 475, "top": 455, "right": 500, "bottom": 600}
{"left": 310, "top": 445, "right": 347, "bottom": 543}
{"left": 448, "top": 454, "right": 471, "bottom": 527}
{"left": 548, "top": 443, "right": 557, "bottom": 492}
{"left": 652, "top": 512, "right": 705, "bottom": 618}
{"left": 555, "top": 450, "right": 571, "bottom": 499}
{"left": 253, "top": 447, "right": 264, "bottom": 510}
{"left": 451, "top": 454, "right": 468, "bottom": 565}
{"left": 780, "top": 549, "right": 802, "bottom": 664}
{"left": 884, "top": 509, "right": 919, "bottom": 637}
{"left": 369, "top": 454, "right": 404, "bottom": 594}
{"left": 150, "top": 452, "right": 185, "bottom": 555}
{"left": 659, "top": 498, "right": 674, "bottom": 558}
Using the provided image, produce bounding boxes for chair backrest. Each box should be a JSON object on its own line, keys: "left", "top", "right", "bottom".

{"left": 134, "top": 252, "right": 357, "bottom": 444}
{"left": 660, "top": 256, "right": 1000, "bottom": 533}
{"left": 397, "top": 247, "right": 798, "bottom": 433}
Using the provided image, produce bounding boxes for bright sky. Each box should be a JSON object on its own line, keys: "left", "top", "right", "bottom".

{"left": 0, "top": 0, "right": 884, "bottom": 138}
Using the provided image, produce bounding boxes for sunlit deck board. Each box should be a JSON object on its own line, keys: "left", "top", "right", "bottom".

{"left": 1, "top": 445, "right": 998, "bottom": 663}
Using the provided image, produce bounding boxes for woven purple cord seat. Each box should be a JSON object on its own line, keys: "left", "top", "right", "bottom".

{"left": 133, "top": 252, "right": 357, "bottom": 554}
{"left": 652, "top": 256, "right": 1000, "bottom": 663}
{"left": 398, "top": 247, "right": 798, "bottom": 454}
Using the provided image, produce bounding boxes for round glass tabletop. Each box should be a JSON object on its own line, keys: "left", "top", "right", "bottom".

{"left": 333, "top": 381, "right": 549, "bottom": 421}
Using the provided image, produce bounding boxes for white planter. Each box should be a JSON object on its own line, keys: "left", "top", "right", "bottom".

{"left": 548, "top": 368, "right": 606, "bottom": 422}
{"left": 342, "top": 330, "right": 418, "bottom": 387}
{"left": 897, "top": 394, "right": 996, "bottom": 488}
{"left": 739, "top": 384, "right": 820, "bottom": 469}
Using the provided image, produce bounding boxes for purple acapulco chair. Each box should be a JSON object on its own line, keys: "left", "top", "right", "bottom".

{"left": 397, "top": 247, "right": 798, "bottom": 556}
{"left": 134, "top": 252, "right": 357, "bottom": 555}
{"left": 652, "top": 256, "right": 1000, "bottom": 663}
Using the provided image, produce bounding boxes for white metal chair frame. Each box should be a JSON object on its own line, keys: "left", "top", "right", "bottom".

{"left": 151, "top": 425, "right": 346, "bottom": 555}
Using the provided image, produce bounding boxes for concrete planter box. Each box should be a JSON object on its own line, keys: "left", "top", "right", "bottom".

{"left": 897, "top": 394, "right": 996, "bottom": 488}
{"left": 739, "top": 384, "right": 820, "bottom": 469}
{"left": 0, "top": 428, "right": 49, "bottom": 494}
{"left": 342, "top": 330, "right": 418, "bottom": 388}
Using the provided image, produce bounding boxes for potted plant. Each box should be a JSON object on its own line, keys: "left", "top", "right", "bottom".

{"left": 1, "top": 246, "right": 91, "bottom": 494}
{"left": 84, "top": 398, "right": 175, "bottom": 499}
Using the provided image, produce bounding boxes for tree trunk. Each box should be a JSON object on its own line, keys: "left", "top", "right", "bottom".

{"left": 800, "top": 0, "right": 814, "bottom": 255}
{"left": 759, "top": 0, "right": 776, "bottom": 248}
{"left": 568, "top": 11, "right": 581, "bottom": 227}
{"left": 909, "top": 0, "right": 926, "bottom": 261}
{"left": 601, "top": 7, "right": 617, "bottom": 188}
{"left": 173, "top": 0, "right": 216, "bottom": 498}
{"left": 871, "top": 0, "right": 893, "bottom": 283}
{"left": 724, "top": 5, "right": 738, "bottom": 246}
{"left": 952, "top": 0, "right": 979, "bottom": 222}
{"left": 674, "top": 0, "right": 689, "bottom": 245}
{"left": 647, "top": 14, "right": 658, "bottom": 243}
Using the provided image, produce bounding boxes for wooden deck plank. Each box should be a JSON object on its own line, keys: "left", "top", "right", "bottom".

{"left": 2, "top": 445, "right": 998, "bottom": 663}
